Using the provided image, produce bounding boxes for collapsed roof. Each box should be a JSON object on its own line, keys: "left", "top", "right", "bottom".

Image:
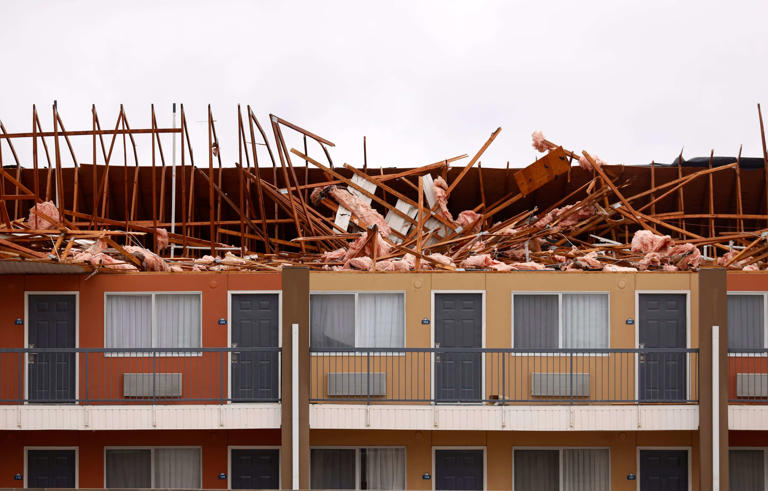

{"left": 1, "top": 105, "right": 768, "bottom": 273}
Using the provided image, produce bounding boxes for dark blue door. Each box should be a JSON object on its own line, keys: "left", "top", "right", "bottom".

{"left": 27, "top": 449, "right": 76, "bottom": 488}
{"left": 435, "top": 449, "right": 483, "bottom": 490}
{"left": 435, "top": 293, "right": 482, "bottom": 402}
{"left": 640, "top": 450, "right": 688, "bottom": 491}
{"left": 28, "top": 294, "right": 76, "bottom": 403}
{"left": 231, "top": 449, "right": 279, "bottom": 489}
{"left": 231, "top": 294, "right": 279, "bottom": 402}
{"left": 639, "top": 294, "right": 687, "bottom": 402}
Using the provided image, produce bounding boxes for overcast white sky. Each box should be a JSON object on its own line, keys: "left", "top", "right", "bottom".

{"left": 1, "top": 0, "right": 767, "bottom": 168}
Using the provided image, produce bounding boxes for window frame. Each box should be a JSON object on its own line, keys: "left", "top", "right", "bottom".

{"left": 103, "top": 291, "right": 203, "bottom": 356}
{"left": 512, "top": 446, "right": 611, "bottom": 491}
{"left": 103, "top": 445, "right": 202, "bottom": 489}
{"left": 511, "top": 292, "right": 611, "bottom": 350}
{"left": 309, "top": 446, "right": 407, "bottom": 490}
{"left": 309, "top": 291, "right": 407, "bottom": 351}
{"left": 726, "top": 292, "right": 768, "bottom": 355}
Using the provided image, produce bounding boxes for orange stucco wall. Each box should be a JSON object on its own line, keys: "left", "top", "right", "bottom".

{"left": 0, "top": 272, "right": 281, "bottom": 402}
{"left": 311, "top": 428, "right": 700, "bottom": 490}
{"left": 0, "top": 428, "right": 280, "bottom": 488}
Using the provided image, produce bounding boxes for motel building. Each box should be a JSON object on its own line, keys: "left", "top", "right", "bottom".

{"left": 0, "top": 265, "right": 767, "bottom": 491}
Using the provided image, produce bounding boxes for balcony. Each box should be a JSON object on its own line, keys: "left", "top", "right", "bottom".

{"left": 309, "top": 348, "right": 700, "bottom": 432}
{"left": 0, "top": 347, "right": 282, "bottom": 431}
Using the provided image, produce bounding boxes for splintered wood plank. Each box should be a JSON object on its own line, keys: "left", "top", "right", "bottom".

{"left": 513, "top": 147, "right": 570, "bottom": 196}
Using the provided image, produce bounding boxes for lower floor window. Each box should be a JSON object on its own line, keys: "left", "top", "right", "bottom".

{"left": 105, "top": 447, "right": 201, "bottom": 488}
{"left": 514, "top": 448, "right": 609, "bottom": 491}
{"left": 730, "top": 448, "right": 766, "bottom": 490}
{"left": 310, "top": 447, "right": 406, "bottom": 490}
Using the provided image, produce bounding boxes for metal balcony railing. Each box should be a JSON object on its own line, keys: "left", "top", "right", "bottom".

{"left": 728, "top": 349, "right": 768, "bottom": 402}
{"left": 310, "top": 348, "right": 699, "bottom": 404}
{"left": 0, "top": 347, "right": 281, "bottom": 404}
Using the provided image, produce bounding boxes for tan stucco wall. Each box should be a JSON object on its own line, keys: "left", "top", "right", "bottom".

{"left": 311, "top": 428, "right": 700, "bottom": 490}
{"left": 309, "top": 272, "right": 700, "bottom": 403}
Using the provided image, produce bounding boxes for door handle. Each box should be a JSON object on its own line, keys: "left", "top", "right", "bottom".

{"left": 28, "top": 353, "right": 36, "bottom": 364}
{"left": 639, "top": 354, "right": 646, "bottom": 362}
{"left": 231, "top": 352, "right": 239, "bottom": 362}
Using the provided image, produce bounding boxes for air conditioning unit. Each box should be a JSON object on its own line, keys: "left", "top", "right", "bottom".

{"left": 123, "top": 373, "right": 183, "bottom": 397}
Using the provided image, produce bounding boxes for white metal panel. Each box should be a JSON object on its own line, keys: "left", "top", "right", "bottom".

{"left": 385, "top": 199, "right": 417, "bottom": 243}
{"left": 309, "top": 404, "right": 698, "bottom": 432}
{"left": 0, "top": 404, "right": 281, "bottom": 430}
{"left": 333, "top": 175, "right": 378, "bottom": 233}
{"left": 729, "top": 405, "right": 768, "bottom": 430}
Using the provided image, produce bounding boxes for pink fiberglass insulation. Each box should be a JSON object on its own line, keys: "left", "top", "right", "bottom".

{"left": 124, "top": 245, "right": 170, "bottom": 272}
{"left": 578, "top": 155, "right": 606, "bottom": 171}
{"left": 455, "top": 210, "right": 482, "bottom": 233}
{"left": 71, "top": 251, "right": 137, "bottom": 271}
{"left": 531, "top": 130, "right": 549, "bottom": 153}
{"left": 374, "top": 260, "right": 396, "bottom": 271}
{"left": 27, "top": 201, "right": 60, "bottom": 229}
{"left": 321, "top": 248, "right": 347, "bottom": 262}
{"left": 343, "top": 231, "right": 392, "bottom": 262}
{"left": 509, "top": 261, "right": 549, "bottom": 271}
{"left": 155, "top": 228, "right": 169, "bottom": 250}
{"left": 578, "top": 251, "right": 604, "bottom": 270}
{"left": 631, "top": 230, "right": 673, "bottom": 254}
{"left": 637, "top": 252, "right": 662, "bottom": 271}
{"left": 460, "top": 254, "right": 495, "bottom": 269}
{"left": 433, "top": 176, "right": 453, "bottom": 223}
{"left": 428, "top": 252, "right": 455, "bottom": 268}
{"left": 327, "top": 186, "right": 391, "bottom": 237}
{"left": 347, "top": 256, "right": 373, "bottom": 271}
{"left": 534, "top": 204, "right": 596, "bottom": 230}
{"left": 667, "top": 243, "right": 702, "bottom": 270}
{"left": 744, "top": 264, "right": 760, "bottom": 271}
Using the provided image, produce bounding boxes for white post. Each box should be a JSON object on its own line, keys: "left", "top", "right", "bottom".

{"left": 170, "top": 103, "right": 177, "bottom": 258}
{"left": 292, "top": 323, "right": 299, "bottom": 490}
{"left": 712, "top": 324, "right": 720, "bottom": 491}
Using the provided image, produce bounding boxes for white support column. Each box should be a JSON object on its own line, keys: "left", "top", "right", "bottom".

{"left": 712, "top": 324, "right": 720, "bottom": 491}
{"left": 292, "top": 322, "right": 299, "bottom": 490}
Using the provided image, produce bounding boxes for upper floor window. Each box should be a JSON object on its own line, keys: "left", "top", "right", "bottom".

{"left": 513, "top": 293, "right": 609, "bottom": 348}
{"left": 310, "top": 293, "right": 405, "bottom": 349}
{"left": 728, "top": 293, "right": 766, "bottom": 350}
{"left": 105, "top": 293, "right": 202, "bottom": 349}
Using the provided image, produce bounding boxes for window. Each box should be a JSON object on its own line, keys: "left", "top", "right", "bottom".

{"left": 730, "top": 448, "right": 765, "bottom": 490}
{"left": 513, "top": 293, "right": 609, "bottom": 348}
{"left": 513, "top": 448, "right": 609, "bottom": 491}
{"left": 728, "top": 294, "right": 766, "bottom": 350}
{"left": 105, "top": 293, "right": 201, "bottom": 349}
{"left": 310, "top": 448, "right": 406, "bottom": 490}
{"left": 105, "top": 447, "right": 201, "bottom": 488}
{"left": 310, "top": 293, "right": 405, "bottom": 349}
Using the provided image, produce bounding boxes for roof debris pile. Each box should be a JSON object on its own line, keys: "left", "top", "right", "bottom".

{"left": 1, "top": 104, "right": 768, "bottom": 273}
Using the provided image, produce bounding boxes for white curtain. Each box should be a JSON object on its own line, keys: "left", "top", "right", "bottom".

{"left": 563, "top": 448, "right": 610, "bottom": 491}
{"left": 311, "top": 294, "right": 355, "bottom": 348}
{"left": 105, "top": 449, "right": 151, "bottom": 488}
{"left": 106, "top": 295, "right": 152, "bottom": 349}
{"left": 154, "top": 448, "right": 201, "bottom": 489}
{"left": 728, "top": 295, "right": 764, "bottom": 349}
{"left": 310, "top": 448, "right": 356, "bottom": 489}
{"left": 563, "top": 294, "right": 609, "bottom": 349}
{"left": 156, "top": 294, "right": 201, "bottom": 349}
{"left": 366, "top": 448, "right": 406, "bottom": 490}
{"left": 729, "top": 450, "right": 764, "bottom": 490}
{"left": 358, "top": 294, "right": 405, "bottom": 348}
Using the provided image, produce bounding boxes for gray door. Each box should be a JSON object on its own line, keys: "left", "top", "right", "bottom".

{"left": 435, "top": 449, "right": 483, "bottom": 490}
{"left": 435, "top": 293, "right": 482, "bottom": 403}
{"left": 639, "top": 294, "right": 687, "bottom": 402}
{"left": 231, "top": 294, "right": 279, "bottom": 402}
{"left": 231, "top": 449, "right": 279, "bottom": 489}
{"left": 640, "top": 450, "right": 688, "bottom": 491}
{"left": 27, "top": 294, "right": 76, "bottom": 403}
{"left": 27, "top": 449, "right": 76, "bottom": 488}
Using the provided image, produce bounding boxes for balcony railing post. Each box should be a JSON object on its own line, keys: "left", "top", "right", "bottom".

{"left": 569, "top": 350, "right": 574, "bottom": 405}
{"left": 152, "top": 350, "right": 157, "bottom": 405}
{"left": 221, "top": 350, "right": 226, "bottom": 404}
{"left": 84, "top": 351, "right": 89, "bottom": 405}
{"left": 18, "top": 351, "right": 23, "bottom": 404}
{"left": 501, "top": 352, "right": 506, "bottom": 407}
{"left": 365, "top": 351, "right": 371, "bottom": 406}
